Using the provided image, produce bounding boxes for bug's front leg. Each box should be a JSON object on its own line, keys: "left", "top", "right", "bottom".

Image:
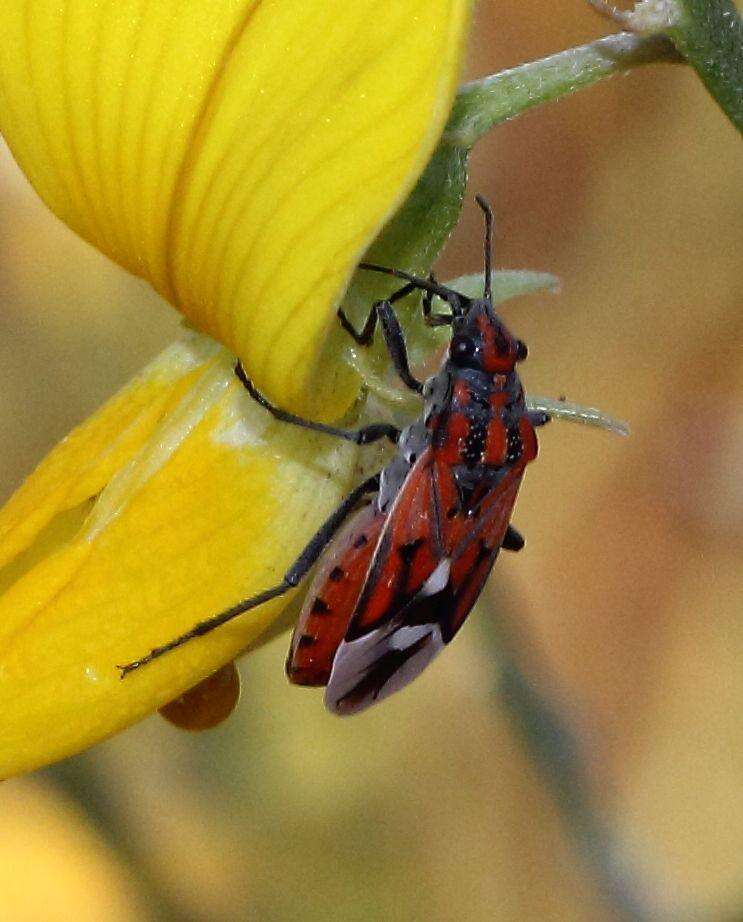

{"left": 421, "top": 273, "right": 451, "bottom": 327}
{"left": 339, "top": 271, "right": 453, "bottom": 392}
{"left": 338, "top": 283, "right": 424, "bottom": 394}
{"left": 119, "top": 473, "right": 382, "bottom": 676}
{"left": 337, "top": 281, "right": 417, "bottom": 346}
{"left": 235, "top": 363, "right": 399, "bottom": 446}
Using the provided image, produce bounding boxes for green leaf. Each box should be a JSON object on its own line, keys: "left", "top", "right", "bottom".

{"left": 447, "top": 269, "right": 561, "bottom": 304}
{"left": 526, "top": 395, "right": 630, "bottom": 436}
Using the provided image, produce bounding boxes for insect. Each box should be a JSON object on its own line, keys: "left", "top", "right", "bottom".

{"left": 120, "top": 196, "right": 549, "bottom": 714}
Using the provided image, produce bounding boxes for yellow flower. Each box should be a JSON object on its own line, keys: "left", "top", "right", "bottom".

{"left": 0, "top": 0, "right": 471, "bottom": 778}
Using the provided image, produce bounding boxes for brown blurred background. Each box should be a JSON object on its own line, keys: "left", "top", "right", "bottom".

{"left": 0, "top": 2, "right": 741, "bottom": 920}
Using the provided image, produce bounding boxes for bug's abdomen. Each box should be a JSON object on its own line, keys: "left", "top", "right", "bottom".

{"left": 287, "top": 502, "right": 385, "bottom": 687}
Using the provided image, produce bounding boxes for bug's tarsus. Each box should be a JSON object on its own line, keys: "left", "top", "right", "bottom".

{"left": 475, "top": 194, "right": 494, "bottom": 301}
{"left": 337, "top": 306, "right": 375, "bottom": 345}
{"left": 235, "top": 362, "right": 400, "bottom": 444}
{"left": 118, "top": 582, "right": 289, "bottom": 677}
{"left": 119, "top": 473, "right": 382, "bottom": 677}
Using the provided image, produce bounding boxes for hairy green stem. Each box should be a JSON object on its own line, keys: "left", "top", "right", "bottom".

{"left": 445, "top": 32, "right": 682, "bottom": 147}
{"left": 344, "top": 31, "right": 681, "bottom": 317}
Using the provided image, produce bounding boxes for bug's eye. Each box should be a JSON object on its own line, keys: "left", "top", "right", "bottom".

{"left": 450, "top": 334, "right": 477, "bottom": 364}
{"left": 515, "top": 340, "right": 528, "bottom": 361}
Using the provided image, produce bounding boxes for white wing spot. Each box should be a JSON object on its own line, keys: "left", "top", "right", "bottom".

{"left": 420, "top": 558, "right": 451, "bottom": 597}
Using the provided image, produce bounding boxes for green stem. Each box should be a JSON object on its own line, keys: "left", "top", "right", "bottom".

{"left": 344, "top": 32, "right": 680, "bottom": 336}
{"left": 445, "top": 32, "right": 682, "bottom": 147}
{"left": 496, "top": 655, "right": 655, "bottom": 922}
{"left": 668, "top": 0, "right": 743, "bottom": 130}
{"left": 477, "top": 603, "right": 658, "bottom": 922}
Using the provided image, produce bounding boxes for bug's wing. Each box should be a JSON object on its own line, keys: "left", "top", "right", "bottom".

{"left": 325, "top": 456, "right": 524, "bottom": 715}
{"left": 287, "top": 501, "right": 386, "bottom": 687}
{"left": 443, "top": 471, "right": 523, "bottom": 637}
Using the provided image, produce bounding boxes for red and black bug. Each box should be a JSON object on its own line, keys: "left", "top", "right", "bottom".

{"left": 121, "top": 197, "right": 549, "bottom": 714}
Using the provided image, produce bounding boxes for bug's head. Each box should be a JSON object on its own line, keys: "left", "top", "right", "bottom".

{"left": 448, "top": 196, "right": 527, "bottom": 374}
{"left": 357, "top": 197, "right": 527, "bottom": 375}
{"left": 449, "top": 301, "right": 527, "bottom": 374}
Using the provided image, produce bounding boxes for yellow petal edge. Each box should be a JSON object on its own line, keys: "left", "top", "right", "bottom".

{"left": 0, "top": 0, "right": 472, "bottom": 418}
{"left": 0, "top": 332, "right": 358, "bottom": 778}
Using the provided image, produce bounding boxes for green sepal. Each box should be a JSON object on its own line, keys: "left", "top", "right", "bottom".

{"left": 667, "top": 0, "right": 743, "bottom": 131}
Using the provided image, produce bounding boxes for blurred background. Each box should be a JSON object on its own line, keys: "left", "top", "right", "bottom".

{"left": 0, "top": 2, "right": 741, "bottom": 920}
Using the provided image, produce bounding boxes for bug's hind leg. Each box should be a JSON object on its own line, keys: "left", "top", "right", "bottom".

{"left": 236, "top": 363, "right": 399, "bottom": 445}
{"left": 502, "top": 524, "right": 525, "bottom": 552}
{"left": 119, "top": 473, "right": 382, "bottom": 676}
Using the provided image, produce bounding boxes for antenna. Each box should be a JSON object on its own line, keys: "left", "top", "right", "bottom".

{"left": 475, "top": 195, "right": 493, "bottom": 300}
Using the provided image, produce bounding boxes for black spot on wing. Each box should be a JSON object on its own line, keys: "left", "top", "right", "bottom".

{"left": 297, "top": 634, "right": 315, "bottom": 648}
{"left": 328, "top": 566, "right": 345, "bottom": 582}
{"left": 311, "top": 597, "right": 330, "bottom": 615}
{"left": 351, "top": 526, "right": 393, "bottom": 629}
{"left": 398, "top": 537, "right": 424, "bottom": 566}
{"left": 477, "top": 539, "right": 493, "bottom": 564}
{"left": 352, "top": 533, "right": 368, "bottom": 549}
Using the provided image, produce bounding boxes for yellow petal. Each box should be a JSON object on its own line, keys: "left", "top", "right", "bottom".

{"left": 0, "top": 335, "right": 220, "bottom": 577}
{"left": 0, "top": 335, "right": 358, "bottom": 779}
{"left": 0, "top": 1, "right": 471, "bottom": 416}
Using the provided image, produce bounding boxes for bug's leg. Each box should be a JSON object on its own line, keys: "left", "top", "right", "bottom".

{"left": 374, "top": 300, "right": 424, "bottom": 394}
{"left": 502, "top": 524, "right": 525, "bottom": 552}
{"left": 119, "top": 473, "right": 382, "bottom": 676}
{"left": 339, "top": 276, "right": 453, "bottom": 393}
{"left": 422, "top": 273, "right": 451, "bottom": 327}
{"left": 338, "top": 281, "right": 424, "bottom": 392}
{"left": 337, "top": 281, "right": 417, "bottom": 346}
{"left": 528, "top": 410, "right": 551, "bottom": 428}
{"left": 236, "top": 363, "right": 399, "bottom": 445}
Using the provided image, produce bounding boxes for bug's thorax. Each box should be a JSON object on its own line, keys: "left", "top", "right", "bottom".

{"left": 375, "top": 301, "right": 536, "bottom": 516}
{"left": 426, "top": 367, "right": 532, "bottom": 471}
{"left": 424, "top": 300, "right": 535, "bottom": 470}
